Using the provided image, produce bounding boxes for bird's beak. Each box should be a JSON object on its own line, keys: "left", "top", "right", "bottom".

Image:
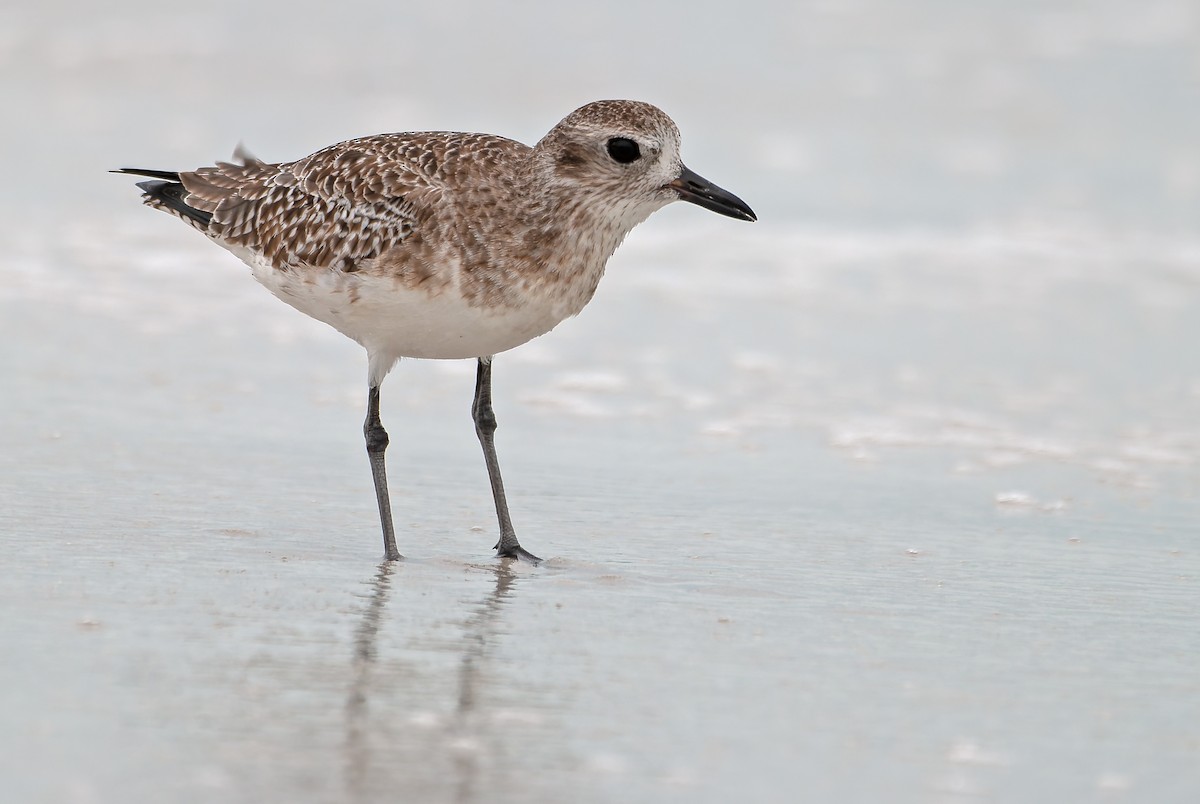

{"left": 668, "top": 166, "right": 757, "bottom": 222}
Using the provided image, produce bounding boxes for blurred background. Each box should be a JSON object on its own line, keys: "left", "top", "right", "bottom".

{"left": 3, "top": 1, "right": 1199, "bottom": 802}
{"left": 5, "top": 0, "right": 1200, "bottom": 227}
{"left": 7, "top": 0, "right": 1199, "bottom": 484}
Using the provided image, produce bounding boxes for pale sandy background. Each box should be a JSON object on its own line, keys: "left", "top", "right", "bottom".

{"left": 3, "top": 1, "right": 1199, "bottom": 802}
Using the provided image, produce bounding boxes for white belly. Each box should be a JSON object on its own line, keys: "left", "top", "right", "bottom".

{"left": 229, "top": 247, "right": 566, "bottom": 363}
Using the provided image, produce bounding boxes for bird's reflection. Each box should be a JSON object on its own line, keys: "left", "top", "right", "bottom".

{"left": 344, "top": 559, "right": 395, "bottom": 802}
{"left": 343, "top": 557, "right": 522, "bottom": 803}
{"left": 450, "top": 558, "right": 519, "bottom": 804}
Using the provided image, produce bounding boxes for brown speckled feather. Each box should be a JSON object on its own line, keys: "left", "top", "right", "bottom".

{"left": 176, "top": 134, "right": 530, "bottom": 276}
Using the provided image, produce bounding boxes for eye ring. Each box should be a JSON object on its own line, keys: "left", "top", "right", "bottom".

{"left": 606, "top": 137, "right": 641, "bottom": 164}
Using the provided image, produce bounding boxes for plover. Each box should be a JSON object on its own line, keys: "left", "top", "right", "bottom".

{"left": 115, "top": 99, "right": 756, "bottom": 563}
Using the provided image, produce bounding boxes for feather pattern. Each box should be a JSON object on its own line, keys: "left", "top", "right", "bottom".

{"left": 116, "top": 100, "right": 753, "bottom": 372}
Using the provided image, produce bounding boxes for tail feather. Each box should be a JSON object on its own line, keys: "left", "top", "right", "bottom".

{"left": 111, "top": 167, "right": 182, "bottom": 182}
{"left": 113, "top": 168, "right": 213, "bottom": 228}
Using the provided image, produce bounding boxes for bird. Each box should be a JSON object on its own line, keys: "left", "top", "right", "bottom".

{"left": 114, "top": 99, "right": 756, "bottom": 564}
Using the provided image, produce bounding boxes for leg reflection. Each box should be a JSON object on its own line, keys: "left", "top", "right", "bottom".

{"left": 344, "top": 560, "right": 396, "bottom": 801}
{"left": 341, "top": 558, "right": 526, "bottom": 804}
{"left": 451, "top": 558, "right": 520, "bottom": 804}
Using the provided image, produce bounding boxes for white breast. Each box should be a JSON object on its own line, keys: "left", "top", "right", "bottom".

{"left": 225, "top": 245, "right": 568, "bottom": 365}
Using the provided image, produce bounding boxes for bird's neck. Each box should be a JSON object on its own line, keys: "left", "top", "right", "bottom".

{"left": 510, "top": 187, "right": 652, "bottom": 316}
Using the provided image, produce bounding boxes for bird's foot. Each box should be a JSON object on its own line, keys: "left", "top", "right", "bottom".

{"left": 495, "top": 539, "right": 542, "bottom": 565}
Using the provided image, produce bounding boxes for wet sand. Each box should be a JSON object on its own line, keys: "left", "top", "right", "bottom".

{"left": 4, "top": 216, "right": 1198, "bottom": 803}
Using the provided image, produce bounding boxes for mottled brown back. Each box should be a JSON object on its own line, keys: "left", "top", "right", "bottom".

{"left": 172, "top": 133, "right": 531, "bottom": 273}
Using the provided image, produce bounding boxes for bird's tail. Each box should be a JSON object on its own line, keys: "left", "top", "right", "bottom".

{"left": 111, "top": 167, "right": 181, "bottom": 182}
{"left": 111, "top": 167, "right": 213, "bottom": 228}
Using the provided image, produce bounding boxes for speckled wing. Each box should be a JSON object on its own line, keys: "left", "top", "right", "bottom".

{"left": 177, "top": 136, "right": 448, "bottom": 272}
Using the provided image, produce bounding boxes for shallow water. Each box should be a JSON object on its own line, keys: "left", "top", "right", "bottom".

{"left": 4, "top": 1, "right": 1200, "bottom": 802}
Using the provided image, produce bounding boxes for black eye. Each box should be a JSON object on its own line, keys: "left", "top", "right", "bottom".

{"left": 606, "top": 137, "right": 641, "bottom": 164}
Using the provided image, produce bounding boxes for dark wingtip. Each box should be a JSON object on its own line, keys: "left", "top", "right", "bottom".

{"left": 112, "top": 167, "right": 182, "bottom": 181}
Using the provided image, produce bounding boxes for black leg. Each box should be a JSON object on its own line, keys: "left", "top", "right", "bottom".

{"left": 472, "top": 358, "right": 541, "bottom": 564}
{"left": 364, "top": 385, "right": 402, "bottom": 561}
